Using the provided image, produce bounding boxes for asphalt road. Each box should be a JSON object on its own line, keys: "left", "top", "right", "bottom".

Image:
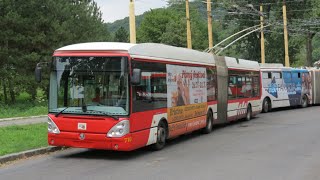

{"left": 1, "top": 106, "right": 320, "bottom": 180}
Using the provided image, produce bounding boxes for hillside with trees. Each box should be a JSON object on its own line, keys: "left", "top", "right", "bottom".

{"left": 0, "top": 0, "right": 319, "bottom": 110}
{"left": 107, "top": 0, "right": 319, "bottom": 66}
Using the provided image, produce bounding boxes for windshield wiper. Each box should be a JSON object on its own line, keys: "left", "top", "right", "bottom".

{"left": 85, "top": 109, "right": 119, "bottom": 120}
{"left": 55, "top": 107, "right": 70, "bottom": 117}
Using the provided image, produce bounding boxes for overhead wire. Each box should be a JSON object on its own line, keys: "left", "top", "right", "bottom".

{"left": 142, "top": 0, "right": 320, "bottom": 37}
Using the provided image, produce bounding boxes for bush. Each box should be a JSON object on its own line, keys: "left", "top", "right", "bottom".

{"left": 0, "top": 90, "right": 48, "bottom": 119}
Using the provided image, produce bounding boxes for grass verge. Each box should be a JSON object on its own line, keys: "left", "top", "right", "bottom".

{"left": 0, "top": 90, "right": 48, "bottom": 119}
{"left": 0, "top": 123, "right": 47, "bottom": 156}
{"left": 0, "top": 103, "right": 47, "bottom": 119}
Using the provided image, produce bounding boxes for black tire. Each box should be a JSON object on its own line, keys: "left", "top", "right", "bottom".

{"left": 245, "top": 105, "right": 252, "bottom": 121}
{"left": 262, "top": 98, "right": 270, "bottom": 113}
{"left": 151, "top": 121, "right": 167, "bottom": 151}
{"left": 301, "top": 95, "right": 308, "bottom": 108}
{"left": 202, "top": 111, "right": 213, "bottom": 134}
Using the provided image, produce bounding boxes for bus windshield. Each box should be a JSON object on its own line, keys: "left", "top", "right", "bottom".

{"left": 49, "top": 56, "right": 129, "bottom": 116}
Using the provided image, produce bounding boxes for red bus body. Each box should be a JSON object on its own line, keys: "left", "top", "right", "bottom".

{"left": 47, "top": 43, "right": 261, "bottom": 151}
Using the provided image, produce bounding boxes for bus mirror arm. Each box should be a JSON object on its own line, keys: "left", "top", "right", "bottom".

{"left": 131, "top": 68, "right": 141, "bottom": 85}
{"left": 35, "top": 62, "right": 49, "bottom": 83}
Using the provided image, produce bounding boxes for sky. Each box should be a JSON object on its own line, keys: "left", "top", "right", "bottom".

{"left": 94, "top": 0, "right": 168, "bottom": 23}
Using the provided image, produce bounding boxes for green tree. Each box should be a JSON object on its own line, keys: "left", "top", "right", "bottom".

{"left": 0, "top": 0, "right": 111, "bottom": 104}
{"left": 138, "top": 9, "right": 179, "bottom": 43}
{"left": 137, "top": 1, "right": 208, "bottom": 50}
{"left": 300, "top": 0, "right": 320, "bottom": 66}
{"left": 114, "top": 27, "right": 128, "bottom": 42}
{"left": 161, "top": 18, "right": 187, "bottom": 47}
{"left": 218, "top": 0, "right": 320, "bottom": 66}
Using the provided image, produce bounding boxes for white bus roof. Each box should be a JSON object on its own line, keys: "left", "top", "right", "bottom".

{"left": 224, "top": 56, "right": 260, "bottom": 71}
{"left": 259, "top": 63, "right": 294, "bottom": 71}
{"left": 259, "top": 63, "right": 284, "bottom": 68}
{"left": 129, "top": 43, "right": 215, "bottom": 65}
{"left": 306, "top": 67, "right": 320, "bottom": 71}
{"left": 55, "top": 42, "right": 259, "bottom": 69}
{"left": 56, "top": 42, "right": 215, "bottom": 66}
{"left": 56, "top": 42, "right": 136, "bottom": 51}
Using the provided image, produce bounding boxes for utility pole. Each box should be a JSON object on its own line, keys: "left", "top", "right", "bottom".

{"left": 129, "top": 0, "right": 136, "bottom": 43}
{"left": 207, "top": 0, "right": 213, "bottom": 49}
{"left": 186, "top": 0, "right": 192, "bottom": 49}
{"left": 282, "top": 0, "right": 290, "bottom": 67}
{"left": 260, "top": 4, "right": 265, "bottom": 64}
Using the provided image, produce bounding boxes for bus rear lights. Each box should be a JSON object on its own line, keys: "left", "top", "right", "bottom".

{"left": 50, "top": 139, "right": 54, "bottom": 145}
{"left": 107, "top": 120, "right": 130, "bottom": 138}
{"left": 48, "top": 116, "right": 60, "bottom": 134}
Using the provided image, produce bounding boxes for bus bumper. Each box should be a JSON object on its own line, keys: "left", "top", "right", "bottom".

{"left": 48, "top": 132, "right": 136, "bottom": 151}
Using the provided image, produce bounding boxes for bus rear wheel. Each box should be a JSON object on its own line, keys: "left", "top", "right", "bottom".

{"left": 151, "top": 121, "right": 167, "bottom": 151}
{"left": 301, "top": 95, "right": 308, "bottom": 108}
{"left": 245, "top": 105, "right": 252, "bottom": 121}
{"left": 202, "top": 111, "right": 213, "bottom": 134}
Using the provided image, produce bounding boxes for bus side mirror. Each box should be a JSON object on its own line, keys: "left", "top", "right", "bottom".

{"left": 131, "top": 68, "right": 141, "bottom": 85}
{"left": 35, "top": 65, "right": 42, "bottom": 83}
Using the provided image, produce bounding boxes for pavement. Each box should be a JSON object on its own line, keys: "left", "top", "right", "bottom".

{"left": 0, "top": 147, "right": 65, "bottom": 166}
{"left": 1, "top": 106, "right": 320, "bottom": 179}
{"left": 0, "top": 114, "right": 63, "bottom": 165}
{"left": 0, "top": 115, "right": 47, "bottom": 127}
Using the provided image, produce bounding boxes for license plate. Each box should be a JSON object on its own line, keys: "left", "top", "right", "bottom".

{"left": 78, "top": 123, "right": 87, "bottom": 130}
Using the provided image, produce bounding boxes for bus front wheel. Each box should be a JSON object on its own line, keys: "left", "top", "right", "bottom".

{"left": 151, "top": 121, "right": 167, "bottom": 150}
{"left": 262, "top": 98, "right": 271, "bottom": 113}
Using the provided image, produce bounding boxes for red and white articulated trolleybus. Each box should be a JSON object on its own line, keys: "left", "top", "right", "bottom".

{"left": 35, "top": 42, "right": 261, "bottom": 151}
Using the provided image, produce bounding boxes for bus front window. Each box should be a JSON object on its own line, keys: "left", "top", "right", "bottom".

{"left": 49, "top": 56, "right": 129, "bottom": 116}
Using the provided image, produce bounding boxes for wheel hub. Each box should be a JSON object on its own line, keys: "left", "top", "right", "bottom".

{"left": 157, "top": 127, "right": 165, "bottom": 144}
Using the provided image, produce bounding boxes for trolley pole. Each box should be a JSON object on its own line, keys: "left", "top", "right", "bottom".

{"left": 186, "top": 0, "right": 192, "bottom": 49}
{"left": 129, "top": 0, "right": 136, "bottom": 43}
{"left": 282, "top": 0, "right": 290, "bottom": 67}
{"left": 207, "top": 0, "right": 213, "bottom": 49}
{"left": 260, "top": 4, "right": 265, "bottom": 64}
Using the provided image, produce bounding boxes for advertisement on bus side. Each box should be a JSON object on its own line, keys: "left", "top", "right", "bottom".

{"left": 166, "top": 65, "right": 207, "bottom": 123}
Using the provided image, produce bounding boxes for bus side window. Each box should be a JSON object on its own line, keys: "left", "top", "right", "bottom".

{"left": 207, "top": 67, "right": 217, "bottom": 101}
{"left": 243, "top": 76, "right": 252, "bottom": 98}
{"left": 132, "top": 61, "right": 167, "bottom": 112}
{"left": 228, "top": 76, "right": 237, "bottom": 99}
{"left": 272, "top": 72, "right": 281, "bottom": 79}
{"left": 252, "top": 75, "right": 260, "bottom": 97}
{"left": 268, "top": 72, "right": 272, "bottom": 79}
{"left": 262, "top": 72, "right": 270, "bottom": 79}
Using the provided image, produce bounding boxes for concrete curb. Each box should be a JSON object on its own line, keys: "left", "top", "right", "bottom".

{"left": 0, "top": 115, "right": 47, "bottom": 122}
{"left": 0, "top": 146, "right": 66, "bottom": 165}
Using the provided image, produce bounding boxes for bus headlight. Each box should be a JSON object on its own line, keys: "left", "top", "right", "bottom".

{"left": 48, "top": 117, "right": 60, "bottom": 134}
{"left": 107, "top": 120, "right": 130, "bottom": 138}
